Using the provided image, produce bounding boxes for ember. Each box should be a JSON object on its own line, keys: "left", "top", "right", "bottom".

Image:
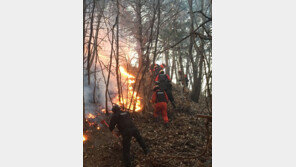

{"left": 87, "top": 113, "right": 95, "bottom": 119}
{"left": 86, "top": 119, "right": 95, "bottom": 126}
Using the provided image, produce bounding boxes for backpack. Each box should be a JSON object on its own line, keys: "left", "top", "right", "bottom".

{"left": 158, "top": 74, "right": 169, "bottom": 90}
{"left": 156, "top": 90, "right": 167, "bottom": 103}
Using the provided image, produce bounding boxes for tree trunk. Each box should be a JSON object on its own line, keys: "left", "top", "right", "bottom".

{"left": 87, "top": 0, "right": 96, "bottom": 85}
{"left": 171, "top": 51, "right": 176, "bottom": 81}
{"left": 152, "top": 0, "right": 161, "bottom": 65}
{"left": 115, "top": 0, "right": 122, "bottom": 103}
{"left": 135, "top": 0, "right": 144, "bottom": 69}
{"left": 105, "top": 23, "right": 116, "bottom": 115}
{"left": 188, "top": 0, "right": 200, "bottom": 103}
{"left": 165, "top": 49, "right": 170, "bottom": 76}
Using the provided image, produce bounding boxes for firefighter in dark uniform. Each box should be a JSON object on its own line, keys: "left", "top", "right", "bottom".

{"left": 155, "top": 70, "right": 176, "bottom": 108}
{"left": 109, "top": 104, "right": 149, "bottom": 167}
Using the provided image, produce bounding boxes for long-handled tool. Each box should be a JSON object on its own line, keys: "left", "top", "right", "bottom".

{"left": 100, "top": 120, "right": 119, "bottom": 138}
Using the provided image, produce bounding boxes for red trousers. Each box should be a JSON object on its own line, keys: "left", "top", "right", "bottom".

{"left": 153, "top": 102, "right": 168, "bottom": 123}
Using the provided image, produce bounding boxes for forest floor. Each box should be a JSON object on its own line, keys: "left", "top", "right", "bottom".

{"left": 84, "top": 86, "right": 212, "bottom": 167}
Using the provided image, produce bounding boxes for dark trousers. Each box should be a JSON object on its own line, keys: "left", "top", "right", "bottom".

{"left": 122, "top": 129, "right": 147, "bottom": 167}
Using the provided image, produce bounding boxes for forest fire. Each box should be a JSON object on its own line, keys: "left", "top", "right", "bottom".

{"left": 114, "top": 67, "right": 142, "bottom": 112}
{"left": 83, "top": 67, "right": 143, "bottom": 142}
{"left": 85, "top": 113, "right": 97, "bottom": 127}
{"left": 85, "top": 113, "right": 107, "bottom": 130}
{"left": 82, "top": 0, "right": 213, "bottom": 165}
{"left": 87, "top": 113, "right": 96, "bottom": 119}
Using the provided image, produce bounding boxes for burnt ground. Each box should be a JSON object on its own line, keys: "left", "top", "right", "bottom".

{"left": 84, "top": 88, "right": 212, "bottom": 167}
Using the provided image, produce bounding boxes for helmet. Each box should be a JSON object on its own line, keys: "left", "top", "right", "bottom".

{"left": 153, "top": 85, "right": 160, "bottom": 91}
{"left": 112, "top": 104, "right": 121, "bottom": 113}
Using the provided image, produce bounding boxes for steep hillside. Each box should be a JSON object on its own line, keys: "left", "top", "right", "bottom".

{"left": 83, "top": 85, "right": 212, "bottom": 167}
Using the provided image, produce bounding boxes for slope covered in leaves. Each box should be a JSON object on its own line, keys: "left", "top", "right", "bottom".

{"left": 84, "top": 86, "right": 212, "bottom": 167}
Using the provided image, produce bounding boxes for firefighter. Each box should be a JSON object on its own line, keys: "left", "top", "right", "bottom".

{"left": 155, "top": 70, "right": 176, "bottom": 108}
{"left": 184, "top": 74, "right": 189, "bottom": 87}
{"left": 160, "top": 63, "right": 166, "bottom": 69}
{"left": 151, "top": 85, "right": 169, "bottom": 127}
{"left": 109, "top": 104, "right": 149, "bottom": 167}
{"left": 178, "top": 70, "right": 189, "bottom": 87}
{"left": 149, "top": 64, "right": 158, "bottom": 78}
{"left": 150, "top": 63, "right": 166, "bottom": 79}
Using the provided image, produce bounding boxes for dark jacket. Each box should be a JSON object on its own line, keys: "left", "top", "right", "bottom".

{"left": 155, "top": 74, "right": 171, "bottom": 90}
{"left": 109, "top": 111, "right": 136, "bottom": 134}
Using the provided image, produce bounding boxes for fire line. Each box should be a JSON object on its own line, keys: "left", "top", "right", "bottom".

{"left": 114, "top": 67, "right": 142, "bottom": 112}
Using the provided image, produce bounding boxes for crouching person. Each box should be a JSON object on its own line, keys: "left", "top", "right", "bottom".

{"left": 109, "top": 104, "right": 149, "bottom": 167}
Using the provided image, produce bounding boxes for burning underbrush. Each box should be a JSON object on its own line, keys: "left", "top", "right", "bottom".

{"left": 83, "top": 84, "right": 212, "bottom": 167}
{"left": 83, "top": 110, "right": 114, "bottom": 142}
{"left": 113, "top": 67, "right": 142, "bottom": 112}
{"left": 83, "top": 66, "right": 144, "bottom": 142}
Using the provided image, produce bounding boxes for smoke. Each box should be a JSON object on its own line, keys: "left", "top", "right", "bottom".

{"left": 84, "top": 24, "right": 140, "bottom": 116}
{"left": 83, "top": 65, "right": 118, "bottom": 116}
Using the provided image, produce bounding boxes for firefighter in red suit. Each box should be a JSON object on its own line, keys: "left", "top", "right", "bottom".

{"left": 151, "top": 85, "right": 169, "bottom": 127}
{"left": 155, "top": 70, "right": 176, "bottom": 108}
{"left": 150, "top": 63, "right": 166, "bottom": 79}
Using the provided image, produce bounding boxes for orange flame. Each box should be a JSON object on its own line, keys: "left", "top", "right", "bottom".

{"left": 87, "top": 113, "right": 95, "bottom": 119}
{"left": 83, "top": 135, "right": 86, "bottom": 142}
{"left": 115, "top": 67, "right": 142, "bottom": 112}
{"left": 119, "top": 67, "right": 135, "bottom": 78}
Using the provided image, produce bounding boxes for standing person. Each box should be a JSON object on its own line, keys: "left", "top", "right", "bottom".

{"left": 151, "top": 85, "right": 169, "bottom": 127}
{"left": 160, "top": 63, "right": 166, "bottom": 70}
{"left": 109, "top": 104, "right": 149, "bottom": 167}
{"left": 153, "top": 64, "right": 161, "bottom": 78}
{"left": 178, "top": 70, "right": 189, "bottom": 88}
{"left": 155, "top": 70, "right": 176, "bottom": 108}
{"left": 150, "top": 63, "right": 166, "bottom": 80}
{"left": 184, "top": 74, "right": 189, "bottom": 87}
